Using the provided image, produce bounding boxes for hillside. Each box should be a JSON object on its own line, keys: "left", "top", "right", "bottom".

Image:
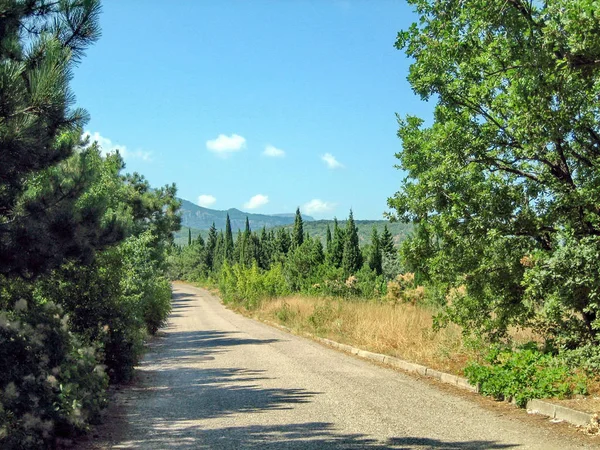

{"left": 178, "top": 199, "right": 314, "bottom": 231}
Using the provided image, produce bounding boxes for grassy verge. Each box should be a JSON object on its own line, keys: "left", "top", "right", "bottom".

{"left": 230, "top": 294, "right": 475, "bottom": 376}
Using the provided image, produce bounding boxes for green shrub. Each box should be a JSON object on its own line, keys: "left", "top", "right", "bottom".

{"left": 465, "top": 344, "right": 587, "bottom": 407}
{"left": 0, "top": 301, "right": 108, "bottom": 449}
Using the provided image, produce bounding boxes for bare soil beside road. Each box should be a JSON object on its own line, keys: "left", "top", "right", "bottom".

{"left": 76, "top": 282, "right": 600, "bottom": 449}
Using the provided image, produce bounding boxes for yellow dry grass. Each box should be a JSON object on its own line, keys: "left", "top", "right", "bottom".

{"left": 243, "top": 295, "right": 476, "bottom": 375}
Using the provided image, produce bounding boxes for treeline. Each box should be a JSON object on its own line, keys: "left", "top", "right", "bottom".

{"left": 0, "top": 3, "right": 179, "bottom": 448}
{"left": 169, "top": 209, "right": 401, "bottom": 303}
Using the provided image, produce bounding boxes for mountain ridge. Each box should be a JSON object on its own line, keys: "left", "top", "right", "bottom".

{"left": 178, "top": 198, "right": 315, "bottom": 231}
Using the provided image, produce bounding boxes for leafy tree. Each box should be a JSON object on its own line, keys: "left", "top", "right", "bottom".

{"left": 342, "top": 210, "right": 362, "bottom": 275}
{"left": 389, "top": 0, "right": 600, "bottom": 343}
{"left": 292, "top": 207, "right": 304, "bottom": 248}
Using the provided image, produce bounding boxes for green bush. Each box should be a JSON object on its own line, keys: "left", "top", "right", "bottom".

{"left": 0, "top": 301, "right": 108, "bottom": 449}
{"left": 464, "top": 344, "right": 587, "bottom": 407}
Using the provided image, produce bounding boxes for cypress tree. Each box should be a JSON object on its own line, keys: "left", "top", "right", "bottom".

{"left": 342, "top": 210, "right": 362, "bottom": 275}
{"left": 326, "top": 225, "right": 332, "bottom": 254}
{"left": 259, "top": 227, "right": 271, "bottom": 269}
{"left": 224, "top": 213, "right": 234, "bottom": 262}
{"left": 205, "top": 223, "right": 218, "bottom": 270}
{"left": 292, "top": 207, "right": 304, "bottom": 248}
{"left": 328, "top": 218, "right": 345, "bottom": 268}
{"left": 188, "top": 228, "right": 192, "bottom": 246}
{"left": 367, "top": 226, "right": 383, "bottom": 275}
{"left": 276, "top": 228, "right": 291, "bottom": 255}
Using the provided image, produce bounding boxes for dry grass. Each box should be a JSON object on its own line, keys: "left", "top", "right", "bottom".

{"left": 239, "top": 295, "right": 476, "bottom": 376}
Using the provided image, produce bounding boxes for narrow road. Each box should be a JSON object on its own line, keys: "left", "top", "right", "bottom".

{"left": 86, "top": 283, "right": 596, "bottom": 449}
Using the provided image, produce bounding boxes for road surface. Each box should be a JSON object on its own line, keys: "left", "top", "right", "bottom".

{"left": 83, "top": 282, "right": 597, "bottom": 449}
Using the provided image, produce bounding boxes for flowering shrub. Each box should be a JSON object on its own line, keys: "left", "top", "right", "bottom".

{"left": 0, "top": 300, "right": 107, "bottom": 449}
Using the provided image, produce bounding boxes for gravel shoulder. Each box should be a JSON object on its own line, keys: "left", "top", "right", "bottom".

{"left": 76, "top": 282, "right": 600, "bottom": 449}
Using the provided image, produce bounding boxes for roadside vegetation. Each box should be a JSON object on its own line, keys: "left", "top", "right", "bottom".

{"left": 172, "top": 0, "right": 600, "bottom": 409}
{"left": 0, "top": 2, "right": 178, "bottom": 448}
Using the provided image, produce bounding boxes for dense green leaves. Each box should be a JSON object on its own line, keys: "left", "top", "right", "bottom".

{"left": 0, "top": 2, "right": 180, "bottom": 447}
{"left": 390, "top": 0, "right": 600, "bottom": 345}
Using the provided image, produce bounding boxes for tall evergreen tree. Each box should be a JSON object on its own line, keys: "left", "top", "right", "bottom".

{"left": 0, "top": 0, "right": 128, "bottom": 278}
{"left": 342, "top": 210, "right": 362, "bottom": 275}
{"left": 258, "top": 227, "right": 271, "bottom": 270}
{"left": 275, "top": 227, "right": 291, "bottom": 255}
{"left": 327, "top": 218, "right": 345, "bottom": 268}
{"left": 224, "top": 213, "right": 234, "bottom": 262}
{"left": 367, "top": 227, "right": 383, "bottom": 275}
{"left": 292, "top": 207, "right": 304, "bottom": 248}
{"left": 188, "top": 228, "right": 192, "bottom": 246}
{"left": 380, "top": 225, "right": 395, "bottom": 258}
{"left": 326, "top": 225, "right": 332, "bottom": 254}
{"left": 205, "top": 223, "right": 218, "bottom": 270}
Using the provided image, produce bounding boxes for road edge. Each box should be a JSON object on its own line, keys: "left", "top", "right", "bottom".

{"left": 257, "top": 318, "right": 597, "bottom": 428}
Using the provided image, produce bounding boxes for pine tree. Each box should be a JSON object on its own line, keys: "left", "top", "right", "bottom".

{"left": 380, "top": 225, "right": 395, "bottom": 258}
{"left": 326, "top": 225, "right": 332, "bottom": 254}
{"left": 0, "top": 0, "right": 127, "bottom": 278}
{"left": 367, "top": 227, "right": 383, "bottom": 275}
{"left": 292, "top": 207, "right": 304, "bottom": 248}
{"left": 342, "top": 210, "right": 362, "bottom": 275}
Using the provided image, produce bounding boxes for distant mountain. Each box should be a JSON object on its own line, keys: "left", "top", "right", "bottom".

{"left": 177, "top": 199, "right": 314, "bottom": 231}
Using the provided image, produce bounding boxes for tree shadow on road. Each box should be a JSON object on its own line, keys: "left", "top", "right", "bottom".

{"left": 85, "top": 419, "right": 518, "bottom": 449}
{"left": 145, "top": 329, "right": 282, "bottom": 365}
{"left": 75, "top": 291, "right": 519, "bottom": 449}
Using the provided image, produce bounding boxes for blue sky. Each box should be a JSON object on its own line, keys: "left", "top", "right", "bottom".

{"left": 73, "top": 1, "right": 433, "bottom": 220}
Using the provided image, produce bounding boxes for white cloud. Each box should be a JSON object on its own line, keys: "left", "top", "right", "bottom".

{"left": 197, "top": 195, "right": 216, "bottom": 208}
{"left": 244, "top": 194, "right": 269, "bottom": 210}
{"left": 302, "top": 199, "right": 336, "bottom": 215}
{"left": 321, "top": 153, "right": 343, "bottom": 169}
{"left": 263, "top": 145, "right": 285, "bottom": 158}
{"left": 84, "top": 131, "right": 152, "bottom": 161}
{"left": 206, "top": 133, "right": 246, "bottom": 156}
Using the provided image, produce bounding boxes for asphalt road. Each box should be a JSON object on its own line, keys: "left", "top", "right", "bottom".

{"left": 86, "top": 282, "right": 597, "bottom": 449}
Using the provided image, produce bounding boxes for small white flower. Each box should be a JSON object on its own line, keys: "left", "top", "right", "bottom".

{"left": 14, "top": 299, "right": 27, "bottom": 311}
{"left": 46, "top": 375, "right": 58, "bottom": 388}
{"left": 4, "top": 382, "right": 19, "bottom": 401}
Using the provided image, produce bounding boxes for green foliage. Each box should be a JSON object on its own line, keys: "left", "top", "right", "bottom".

{"left": 342, "top": 210, "right": 363, "bottom": 276}
{"left": 0, "top": 300, "right": 108, "bottom": 449}
{"left": 0, "top": 1, "right": 180, "bottom": 447}
{"left": 465, "top": 345, "right": 587, "bottom": 407}
{"left": 367, "top": 227, "right": 383, "bottom": 276}
{"left": 389, "top": 0, "right": 600, "bottom": 345}
{"left": 292, "top": 208, "right": 304, "bottom": 249}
